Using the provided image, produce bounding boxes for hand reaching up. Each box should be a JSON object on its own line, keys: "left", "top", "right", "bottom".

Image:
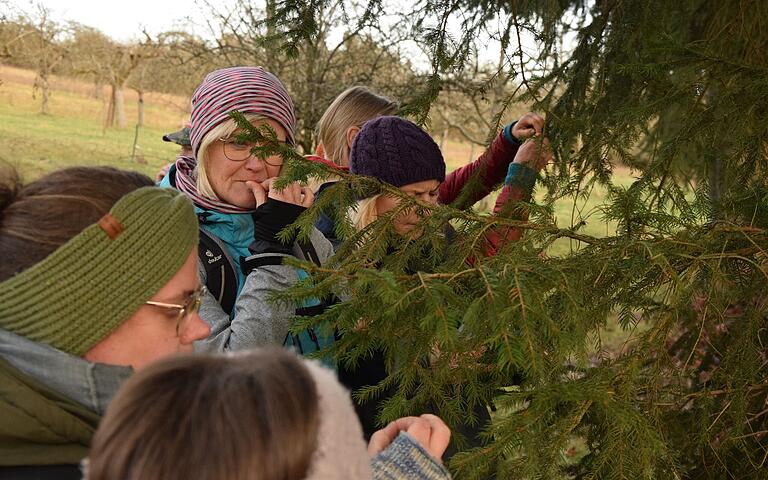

{"left": 511, "top": 112, "right": 545, "bottom": 140}
{"left": 513, "top": 136, "right": 552, "bottom": 172}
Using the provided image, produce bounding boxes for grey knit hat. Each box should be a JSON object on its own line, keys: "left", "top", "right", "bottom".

{"left": 349, "top": 116, "right": 446, "bottom": 189}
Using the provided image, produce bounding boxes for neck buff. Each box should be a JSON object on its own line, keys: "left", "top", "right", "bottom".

{"left": 173, "top": 156, "right": 254, "bottom": 214}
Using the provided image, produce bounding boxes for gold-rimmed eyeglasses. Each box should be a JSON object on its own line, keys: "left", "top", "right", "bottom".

{"left": 145, "top": 285, "right": 207, "bottom": 334}
{"left": 218, "top": 137, "right": 286, "bottom": 166}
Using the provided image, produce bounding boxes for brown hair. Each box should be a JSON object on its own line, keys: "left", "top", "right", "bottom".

{"left": 316, "top": 86, "right": 397, "bottom": 166}
{"left": 87, "top": 349, "right": 320, "bottom": 480}
{"left": 0, "top": 164, "right": 154, "bottom": 281}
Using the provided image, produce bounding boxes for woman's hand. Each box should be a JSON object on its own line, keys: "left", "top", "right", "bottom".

{"left": 246, "top": 179, "right": 314, "bottom": 208}
{"left": 368, "top": 414, "right": 451, "bottom": 462}
{"left": 512, "top": 137, "right": 552, "bottom": 172}
{"left": 511, "top": 112, "right": 545, "bottom": 140}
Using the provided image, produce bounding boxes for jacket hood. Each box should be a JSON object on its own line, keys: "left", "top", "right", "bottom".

{"left": 0, "top": 329, "right": 132, "bottom": 416}
{"left": 0, "top": 329, "right": 132, "bottom": 466}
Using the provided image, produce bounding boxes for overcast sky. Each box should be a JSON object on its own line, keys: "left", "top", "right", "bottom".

{"left": 17, "top": 0, "right": 212, "bottom": 41}
{"left": 10, "top": 0, "right": 540, "bottom": 70}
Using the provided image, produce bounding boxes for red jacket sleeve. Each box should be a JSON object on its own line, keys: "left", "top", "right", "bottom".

{"left": 481, "top": 183, "right": 532, "bottom": 257}
{"left": 438, "top": 131, "right": 520, "bottom": 209}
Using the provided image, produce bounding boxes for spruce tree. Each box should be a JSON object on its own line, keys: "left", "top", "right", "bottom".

{"left": 236, "top": 0, "right": 768, "bottom": 477}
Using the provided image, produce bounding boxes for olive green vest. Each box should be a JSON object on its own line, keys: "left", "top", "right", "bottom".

{"left": 0, "top": 357, "right": 100, "bottom": 466}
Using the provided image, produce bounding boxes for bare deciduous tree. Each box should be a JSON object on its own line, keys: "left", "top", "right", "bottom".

{"left": 195, "top": 0, "right": 416, "bottom": 152}
{"left": 1, "top": 2, "right": 68, "bottom": 115}
{"left": 67, "top": 28, "right": 160, "bottom": 129}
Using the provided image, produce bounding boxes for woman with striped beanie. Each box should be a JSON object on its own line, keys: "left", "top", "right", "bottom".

{"left": 159, "top": 66, "right": 337, "bottom": 356}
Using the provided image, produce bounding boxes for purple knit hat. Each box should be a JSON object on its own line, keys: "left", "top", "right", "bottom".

{"left": 349, "top": 116, "right": 445, "bottom": 189}
{"left": 189, "top": 66, "right": 297, "bottom": 156}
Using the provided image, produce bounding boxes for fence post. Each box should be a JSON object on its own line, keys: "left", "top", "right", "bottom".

{"left": 131, "top": 124, "right": 140, "bottom": 162}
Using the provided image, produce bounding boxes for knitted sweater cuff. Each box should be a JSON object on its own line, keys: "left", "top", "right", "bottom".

{"left": 371, "top": 432, "right": 452, "bottom": 480}
{"left": 505, "top": 162, "right": 537, "bottom": 193}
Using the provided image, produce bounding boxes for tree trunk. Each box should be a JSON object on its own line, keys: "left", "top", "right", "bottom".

{"left": 38, "top": 73, "right": 50, "bottom": 115}
{"left": 705, "top": 87, "right": 724, "bottom": 222}
{"left": 440, "top": 128, "right": 448, "bottom": 150}
{"left": 92, "top": 79, "right": 103, "bottom": 99}
{"left": 105, "top": 85, "right": 115, "bottom": 129}
{"left": 301, "top": 36, "right": 323, "bottom": 153}
{"left": 113, "top": 86, "right": 126, "bottom": 129}
{"left": 137, "top": 90, "right": 145, "bottom": 127}
{"left": 265, "top": 0, "right": 277, "bottom": 71}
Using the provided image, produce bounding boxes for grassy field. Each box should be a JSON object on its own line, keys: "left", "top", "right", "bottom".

{"left": 0, "top": 64, "right": 635, "bottom": 257}
{"left": 0, "top": 65, "right": 187, "bottom": 179}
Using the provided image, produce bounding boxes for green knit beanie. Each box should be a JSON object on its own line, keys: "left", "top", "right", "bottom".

{"left": 0, "top": 187, "right": 198, "bottom": 356}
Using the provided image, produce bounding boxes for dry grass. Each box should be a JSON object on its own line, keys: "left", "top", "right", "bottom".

{"left": 0, "top": 64, "right": 189, "bottom": 127}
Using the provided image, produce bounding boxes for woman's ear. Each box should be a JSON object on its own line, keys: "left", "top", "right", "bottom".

{"left": 346, "top": 126, "right": 361, "bottom": 149}
{"left": 316, "top": 143, "right": 325, "bottom": 157}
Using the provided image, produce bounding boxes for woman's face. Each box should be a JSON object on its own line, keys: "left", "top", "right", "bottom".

{"left": 83, "top": 249, "right": 211, "bottom": 371}
{"left": 375, "top": 179, "right": 440, "bottom": 235}
{"left": 205, "top": 119, "right": 288, "bottom": 209}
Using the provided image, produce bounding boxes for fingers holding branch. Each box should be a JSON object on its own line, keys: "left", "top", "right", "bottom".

{"left": 368, "top": 414, "right": 451, "bottom": 463}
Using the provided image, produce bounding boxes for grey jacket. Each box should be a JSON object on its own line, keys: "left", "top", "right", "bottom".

{"left": 195, "top": 228, "right": 335, "bottom": 353}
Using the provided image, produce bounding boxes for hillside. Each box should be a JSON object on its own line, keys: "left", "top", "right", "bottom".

{"left": 0, "top": 65, "right": 487, "bottom": 178}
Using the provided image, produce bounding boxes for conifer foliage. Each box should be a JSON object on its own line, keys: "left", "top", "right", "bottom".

{"left": 239, "top": 1, "right": 768, "bottom": 478}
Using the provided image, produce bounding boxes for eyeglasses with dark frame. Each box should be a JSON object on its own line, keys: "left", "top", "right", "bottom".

{"left": 145, "top": 285, "right": 207, "bottom": 335}
{"left": 218, "top": 137, "right": 286, "bottom": 166}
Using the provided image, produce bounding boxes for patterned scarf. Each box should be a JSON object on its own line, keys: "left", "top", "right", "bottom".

{"left": 173, "top": 156, "right": 255, "bottom": 214}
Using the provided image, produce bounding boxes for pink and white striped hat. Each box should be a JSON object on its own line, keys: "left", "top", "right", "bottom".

{"left": 189, "top": 66, "right": 297, "bottom": 156}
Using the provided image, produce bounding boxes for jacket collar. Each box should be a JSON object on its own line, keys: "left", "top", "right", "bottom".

{"left": 0, "top": 329, "right": 132, "bottom": 415}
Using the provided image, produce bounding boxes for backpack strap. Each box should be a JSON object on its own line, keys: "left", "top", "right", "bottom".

{"left": 198, "top": 226, "right": 238, "bottom": 315}
{"left": 298, "top": 239, "right": 322, "bottom": 266}
{"left": 283, "top": 239, "right": 342, "bottom": 355}
{"left": 240, "top": 254, "right": 284, "bottom": 273}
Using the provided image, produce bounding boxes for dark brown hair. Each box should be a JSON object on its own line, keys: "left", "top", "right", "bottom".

{"left": 87, "top": 349, "right": 320, "bottom": 480}
{"left": 0, "top": 164, "right": 153, "bottom": 281}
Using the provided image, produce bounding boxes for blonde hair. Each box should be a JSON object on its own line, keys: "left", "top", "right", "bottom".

{"left": 349, "top": 194, "right": 382, "bottom": 232}
{"left": 316, "top": 87, "right": 397, "bottom": 166}
{"left": 196, "top": 113, "right": 268, "bottom": 200}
